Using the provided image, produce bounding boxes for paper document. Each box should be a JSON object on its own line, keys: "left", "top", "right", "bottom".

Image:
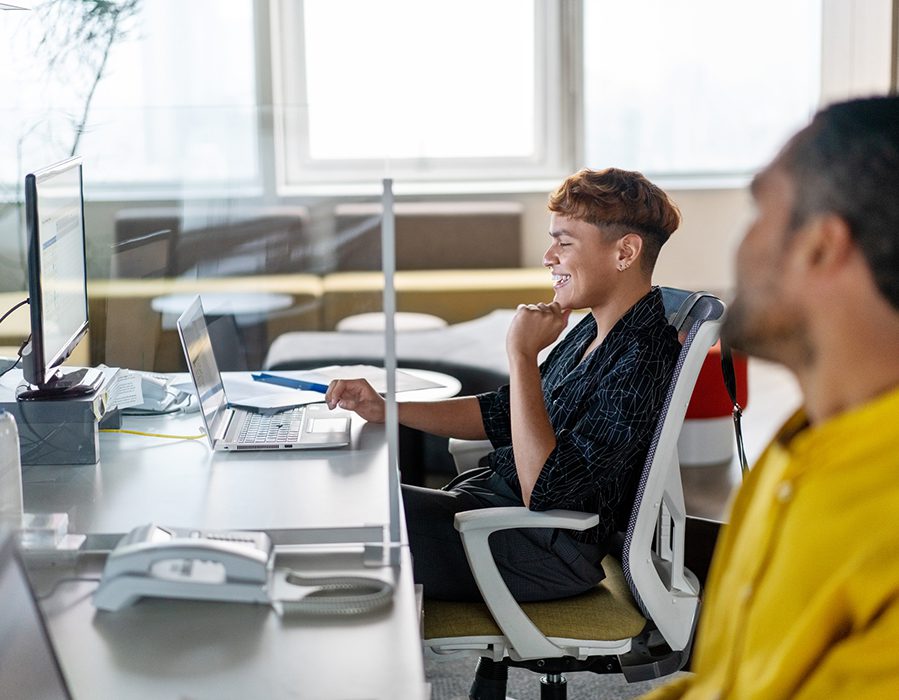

{"left": 107, "top": 370, "right": 145, "bottom": 410}
{"left": 185, "top": 368, "right": 445, "bottom": 415}
{"left": 299, "top": 365, "right": 443, "bottom": 394}
{"left": 221, "top": 373, "right": 325, "bottom": 414}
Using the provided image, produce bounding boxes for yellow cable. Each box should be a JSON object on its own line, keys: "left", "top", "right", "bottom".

{"left": 99, "top": 429, "right": 205, "bottom": 440}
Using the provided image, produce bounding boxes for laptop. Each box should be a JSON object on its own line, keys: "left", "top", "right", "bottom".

{"left": 176, "top": 296, "right": 351, "bottom": 451}
{"left": 0, "top": 529, "right": 73, "bottom": 700}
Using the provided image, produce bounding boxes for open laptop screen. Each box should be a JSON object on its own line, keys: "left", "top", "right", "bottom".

{"left": 176, "top": 296, "right": 229, "bottom": 447}
{"left": 0, "top": 530, "right": 72, "bottom": 700}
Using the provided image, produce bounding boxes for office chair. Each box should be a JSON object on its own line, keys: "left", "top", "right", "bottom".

{"left": 422, "top": 288, "right": 727, "bottom": 700}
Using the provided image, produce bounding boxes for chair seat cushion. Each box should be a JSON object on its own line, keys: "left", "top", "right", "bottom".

{"left": 423, "top": 555, "right": 646, "bottom": 642}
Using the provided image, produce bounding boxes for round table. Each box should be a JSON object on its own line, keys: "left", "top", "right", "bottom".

{"left": 152, "top": 292, "right": 293, "bottom": 370}
{"left": 151, "top": 292, "right": 293, "bottom": 329}
{"left": 388, "top": 367, "right": 460, "bottom": 487}
{"left": 393, "top": 368, "right": 461, "bottom": 401}
{"left": 206, "top": 366, "right": 461, "bottom": 487}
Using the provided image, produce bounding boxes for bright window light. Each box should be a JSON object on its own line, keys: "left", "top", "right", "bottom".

{"left": 302, "top": 0, "right": 536, "bottom": 161}
{"left": 582, "top": 0, "right": 821, "bottom": 177}
{"left": 0, "top": 0, "right": 258, "bottom": 191}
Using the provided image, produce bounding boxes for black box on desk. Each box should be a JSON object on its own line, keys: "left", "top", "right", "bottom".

{"left": 0, "top": 368, "right": 121, "bottom": 465}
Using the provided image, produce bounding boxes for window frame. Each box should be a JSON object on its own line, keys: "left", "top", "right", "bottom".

{"left": 2, "top": 0, "right": 890, "bottom": 200}
{"left": 269, "top": 0, "right": 573, "bottom": 195}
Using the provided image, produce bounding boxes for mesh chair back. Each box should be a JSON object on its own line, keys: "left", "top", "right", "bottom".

{"left": 620, "top": 289, "right": 726, "bottom": 646}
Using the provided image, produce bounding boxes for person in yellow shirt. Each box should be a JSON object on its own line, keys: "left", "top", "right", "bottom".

{"left": 644, "top": 96, "right": 899, "bottom": 699}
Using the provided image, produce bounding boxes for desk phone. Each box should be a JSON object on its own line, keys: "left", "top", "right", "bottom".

{"left": 93, "top": 523, "right": 273, "bottom": 611}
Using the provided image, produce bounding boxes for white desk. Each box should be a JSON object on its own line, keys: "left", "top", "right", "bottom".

{"left": 22, "top": 408, "right": 429, "bottom": 699}
{"left": 24, "top": 411, "right": 392, "bottom": 538}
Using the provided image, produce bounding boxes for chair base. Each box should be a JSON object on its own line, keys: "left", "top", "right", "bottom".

{"left": 466, "top": 627, "right": 691, "bottom": 700}
{"left": 469, "top": 655, "right": 623, "bottom": 700}
{"left": 469, "top": 657, "right": 507, "bottom": 700}
{"left": 618, "top": 627, "right": 692, "bottom": 682}
{"left": 538, "top": 674, "right": 567, "bottom": 700}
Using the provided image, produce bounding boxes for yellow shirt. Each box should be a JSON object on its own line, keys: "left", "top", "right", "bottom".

{"left": 644, "top": 385, "right": 899, "bottom": 700}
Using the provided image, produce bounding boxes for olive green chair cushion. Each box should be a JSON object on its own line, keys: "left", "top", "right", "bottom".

{"left": 423, "top": 555, "right": 646, "bottom": 642}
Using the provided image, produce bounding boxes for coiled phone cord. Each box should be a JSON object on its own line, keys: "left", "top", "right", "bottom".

{"left": 276, "top": 571, "right": 395, "bottom": 616}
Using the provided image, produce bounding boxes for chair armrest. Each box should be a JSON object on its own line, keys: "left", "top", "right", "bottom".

{"left": 453, "top": 507, "right": 600, "bottom": 660}
{"left": 447, "top": 438, "right": 493, "bottom": 474}
{"left": 455, "top": 507, "right": 599, "bottom": 533}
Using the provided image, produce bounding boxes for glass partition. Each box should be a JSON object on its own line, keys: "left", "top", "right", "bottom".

{"left": 0, "top": 3, "right": 408, "bottom": 556}
{"left": 0, "top": 0, "right": 547, "bottom": 556}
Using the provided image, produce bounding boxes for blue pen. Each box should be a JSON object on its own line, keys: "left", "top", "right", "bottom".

{"left": 251, "top": 372, "right": 329, "bottom": 393}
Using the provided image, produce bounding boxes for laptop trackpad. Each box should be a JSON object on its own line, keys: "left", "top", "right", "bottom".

{"left": 309, "top": 417, "right": 349, "bottom": 433}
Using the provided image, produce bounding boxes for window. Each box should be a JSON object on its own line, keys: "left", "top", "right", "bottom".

{"left": 272, "top": 0, "right": 567, "bottom": 191}
{"left": 275, "top": 0, "right": 824, "bottom": 191}
{"left": 582, "top": 0, "right": 822, "bottom": 178}
{"left": 1, "top": 0, "right": 837, "bottom": 196}
{"left": 0, "top": 0, "right": 258, "bottom": 194}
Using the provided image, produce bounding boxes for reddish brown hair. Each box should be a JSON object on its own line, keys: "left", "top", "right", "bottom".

{"left": 548, "top": 168, "right": 680, "bottom": 271}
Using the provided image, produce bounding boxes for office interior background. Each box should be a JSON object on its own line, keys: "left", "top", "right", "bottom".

{"left": 0, "top": 0, "right": 897, "bottom": 373}
{"left": 2, "top": 3, "right": 898, "bottom": 698}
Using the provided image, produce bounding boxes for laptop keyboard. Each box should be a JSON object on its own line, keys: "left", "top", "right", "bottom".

{"left": 236, "top": 408, "right": 305, "bottom": 445}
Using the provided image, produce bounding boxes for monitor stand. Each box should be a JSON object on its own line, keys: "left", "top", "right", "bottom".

{"left": 16, "top": 367, "right": 104, "bottom": 401}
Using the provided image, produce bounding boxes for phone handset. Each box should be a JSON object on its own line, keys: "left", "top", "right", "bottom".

{"left": 93, "top": 523, "right": 395, "bottom": 616}
{"left": 93, "top": 524, "right": 273, "bottom": 611}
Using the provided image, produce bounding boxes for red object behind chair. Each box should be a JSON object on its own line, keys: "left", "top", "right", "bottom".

{"left": 685, "top": 342, "right": 748, "bottom": 419}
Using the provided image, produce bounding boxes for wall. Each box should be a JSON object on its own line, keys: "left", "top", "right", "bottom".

{"left": 507, "top": 186, "right": 752, "bottom": 295}
{"left": 645, "top": 187, "right": 753, "bottom": 293}
{"left": 82, "top": 185, "right": 752, "bottom": 296}
{"left": 821, "top": 0, "right": 896, "bottom": 105}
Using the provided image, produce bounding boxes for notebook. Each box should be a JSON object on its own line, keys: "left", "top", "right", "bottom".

{"left": 176, "top": 296, "right": 351, "bottom": 451}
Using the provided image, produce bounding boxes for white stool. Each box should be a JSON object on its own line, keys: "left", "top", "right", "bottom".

{"left": 678, "top": 416, "right": 735, "bottom": 465}
{"left": 677, "top": 343, "right": 749, "bottom": 466}
{"left": 335, "top": 312, "right": 448, "bottom": 333}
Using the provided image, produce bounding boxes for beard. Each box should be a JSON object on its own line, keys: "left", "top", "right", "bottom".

{"left": 722, "top": 294, "right": 763, "bottom": 355}
{"left": 723, "top": 289, "right": 814, "bottom": 367}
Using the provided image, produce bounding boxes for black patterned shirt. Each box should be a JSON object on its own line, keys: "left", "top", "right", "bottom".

{"left": 476, "top": 287, "right": 680, "bottom": 544}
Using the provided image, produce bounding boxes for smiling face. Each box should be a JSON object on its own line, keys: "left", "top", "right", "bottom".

{"left": 543, "top": 214, "right": 624, "bottom": 311}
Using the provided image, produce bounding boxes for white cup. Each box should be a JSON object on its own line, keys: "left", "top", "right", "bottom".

{"left": 0, "top": 411, "right": 23, "bottom": 526}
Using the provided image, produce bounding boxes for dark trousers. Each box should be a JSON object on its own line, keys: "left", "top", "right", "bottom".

{"left": 401, "top": 468, "right": 605, "bottom": 602}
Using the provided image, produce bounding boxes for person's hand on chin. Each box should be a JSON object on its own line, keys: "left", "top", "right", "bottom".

{"left": 506, "top": 301, "right": 571, "bottom": 361}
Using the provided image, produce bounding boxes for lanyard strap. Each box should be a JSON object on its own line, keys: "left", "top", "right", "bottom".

{"left": 720, "top": 338, "right": 749, "bottom": 476}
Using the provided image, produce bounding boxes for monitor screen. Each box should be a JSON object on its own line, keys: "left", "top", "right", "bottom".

{"left": 22, "top": 157, "right": 89, "bottom": 389}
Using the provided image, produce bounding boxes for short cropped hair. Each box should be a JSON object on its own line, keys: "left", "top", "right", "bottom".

{"left": 779, "top": 96, "right": 899, "bottom": 310}
{"left": 548, "top": 167, "right": 681, "bottom": 272}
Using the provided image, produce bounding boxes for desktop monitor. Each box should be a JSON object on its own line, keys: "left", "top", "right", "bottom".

{"left": 19, "top": 157, "right": 100, "bottom": 400}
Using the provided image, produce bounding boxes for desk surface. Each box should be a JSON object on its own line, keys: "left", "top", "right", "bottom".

{"left": 31, "top": 548, "right": 426, "bottom": 700}
{"left": 23, "top": 406, "right": 428, "bottom": 699}
{"left": 24, "top": 410, "right": 393, "bottom": 540}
